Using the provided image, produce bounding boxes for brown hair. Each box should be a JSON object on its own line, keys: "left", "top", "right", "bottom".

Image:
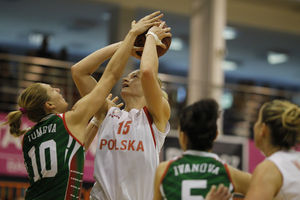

{"left": 179, "top": 98, "right": 219, "bottom": 151}
{"left": 261, "top": 100, "right": 300, "bottom": 149}
{"left": 3, "top": 83, "right": 49, "bottom": 137}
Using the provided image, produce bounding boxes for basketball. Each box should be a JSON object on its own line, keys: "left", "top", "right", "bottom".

{"left": 134, "top": 24, "right": 172, "bottom": 58}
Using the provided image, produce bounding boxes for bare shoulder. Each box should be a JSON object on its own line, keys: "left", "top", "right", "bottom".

{"left": 244, "top": 160, "right": 282, "bottom": 200}
{"left": 157, "top": 161, "right": 170, "bottom": 175}
{"left": 155, "top": 161, "right": 172, "bottom": 181}
{"left": 253, "top": 160, "right": 282, "bottom": 183}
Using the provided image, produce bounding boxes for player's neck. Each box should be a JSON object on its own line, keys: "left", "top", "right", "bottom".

{"left": 124, "top": 97, "right": 146, "bottom": 111}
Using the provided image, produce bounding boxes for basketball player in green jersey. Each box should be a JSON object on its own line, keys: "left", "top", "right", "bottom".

{"left": 153, "top": 99, "right": 251, "bottom": 200}
{"left": 3, "top": 11, "right": 162, "bottom": 200}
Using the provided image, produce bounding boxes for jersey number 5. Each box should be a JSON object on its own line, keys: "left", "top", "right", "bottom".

{"left": 28, "top": 140, "right": 58, "bottom": 182}
{"left": 182, "top": 180, "right": 207, "bottom": 200}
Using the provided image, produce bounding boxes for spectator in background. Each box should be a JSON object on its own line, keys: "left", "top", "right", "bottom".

{"left": 58, "top": 46, "right": 68, "bottom": 60}
{"left": 27, "top": 35, "right": 54, "bottom": 59}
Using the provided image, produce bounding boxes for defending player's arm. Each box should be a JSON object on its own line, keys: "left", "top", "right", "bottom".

{"left": 140, "top": 21, "right": 172, "bottom": 133}
{"left": 84, "top": 119, "right": 101, "bottom": 151}
{"left": 153, "top": 161, "right": 169, "bottom": 200}
{"left": 84, "top": 94, "right": 123, "bottom": 150}
{"left": 227, "top": 165, "right": 251, "bottom": 195}
{"left": 244, "top": 160, "right": 282, "bottom": 200}
{"left": 71, "top": 42, "right": 121, "bottom": 97}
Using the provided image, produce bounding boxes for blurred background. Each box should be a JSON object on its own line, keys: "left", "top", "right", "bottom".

{"left": 0, "top": 0, "right": 300, "bottom": 199}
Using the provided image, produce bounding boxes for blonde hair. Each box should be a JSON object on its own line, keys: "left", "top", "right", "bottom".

{"left": 3, "top": 83, "right": 49, "bottom": 137}
{"left": 157, "top": 77, "right": 168, "bottom": 100}
{"left": 261, "top": 100, "right": 300, "bottom": 148}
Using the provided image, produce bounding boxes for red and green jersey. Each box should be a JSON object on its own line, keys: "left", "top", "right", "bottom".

{"left": 161, "top": 150, "right": 234, "bottom": 200}
{"left": 22, "top": 113, "right": 85, "bottom": 200}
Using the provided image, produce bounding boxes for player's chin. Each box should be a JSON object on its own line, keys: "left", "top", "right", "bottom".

{"left": 120, "top": 88, "right": 133, "bottom": 99}
{"left": 120, "top": 89, "right": 127, "bottom": 98}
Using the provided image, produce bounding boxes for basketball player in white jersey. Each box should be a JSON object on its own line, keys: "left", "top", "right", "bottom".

{"left": 245, "top": 100, "right": 300, "bottom": 200}
{"left": 72, "top": 11, "right": 171, "bottom": 200}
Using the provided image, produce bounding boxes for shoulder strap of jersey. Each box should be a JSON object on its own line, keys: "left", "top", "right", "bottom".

{"left": 143, "top": 106, "right": 156, "bottom": 148}
{"left": 57, "top": 113, "right": 84, "bottom": 146}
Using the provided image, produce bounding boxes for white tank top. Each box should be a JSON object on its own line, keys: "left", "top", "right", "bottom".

{"left": 91, "top": 107, "right": 170, "bottom": 200}
{"left": 267, "top": 150, "right": 300, "bottom": 200}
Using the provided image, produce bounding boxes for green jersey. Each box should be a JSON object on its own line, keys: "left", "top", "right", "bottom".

{"left": 161, "top": 150, "right": 234, "bottom": 200}
{"left": 23, "top": 113, "right": 85, "bottom": 200}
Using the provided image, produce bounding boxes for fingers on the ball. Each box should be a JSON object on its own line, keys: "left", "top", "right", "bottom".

{"left": 151, "top": 14, "right": 163, "bottom": 22}
{"left": 161, "top": 44, "right": 167, "bottom": 49}
{"left": 153, "top": 21, "right": 161, "bottom": 26}
{"left": 165, "top": 32, "right": 172, "bottom": 38}
{"left": 148, "top": 21, "right": 160, "bottom": 28}
{"left": 149, "top": 11, "right": 161, "bottom": 18}
{"left": 144, "top": 11, "right": 161, "bottom": 21}
{"left": 159, "top": 21, "right": 166, "bottom": 28}
{"left": 134, "top": 46, "right": 144, "bottom": 51}
{"left": 164, "top": 27, "right": 171, "bottom": 32}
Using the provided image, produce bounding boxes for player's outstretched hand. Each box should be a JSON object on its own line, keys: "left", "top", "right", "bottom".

{"left": 206, "top": 184, "right": 231, "bottom": 200}
{"left": 131, "top": 11, "right": 163, "bottom": 36}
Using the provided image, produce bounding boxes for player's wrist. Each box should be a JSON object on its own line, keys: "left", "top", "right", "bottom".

{"left": 146, "top": 31, "right": 163, "bottom": 46}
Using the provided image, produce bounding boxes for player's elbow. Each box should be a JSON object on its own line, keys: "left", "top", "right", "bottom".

{"left": 140, "top": 67, "right": 155, "bottom": 82}
{"left": 71, "top": 64, "right": 81, "bottom": 80}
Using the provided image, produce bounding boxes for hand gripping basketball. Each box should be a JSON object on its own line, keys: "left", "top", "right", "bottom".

{"left": 134, "top": 21, "right": 172, "bottom": 58}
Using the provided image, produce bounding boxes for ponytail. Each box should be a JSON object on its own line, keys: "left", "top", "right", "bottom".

{"left": 2, "top": 83, "right": 49, "bottom": 137}
{"left": 3, "top": 110, "right": 27, "bottom": 137}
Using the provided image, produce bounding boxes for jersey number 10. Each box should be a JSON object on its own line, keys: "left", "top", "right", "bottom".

{"left": 28, "top": 140, "right": 58, "bottom": 182}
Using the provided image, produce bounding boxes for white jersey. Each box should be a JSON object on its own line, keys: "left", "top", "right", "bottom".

{"left": 267, "top": 150, "right": 300, "bottom": 200}
{"left": 91, "top": 107, "right": 170, "bottom": 200}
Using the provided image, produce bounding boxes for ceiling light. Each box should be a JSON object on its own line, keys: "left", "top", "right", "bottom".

{"left": 169, "top": 37, "right": 183, "bottom": 51}
{"left": 221, "top": 92, "right": 233, "bottom": 109}
{"left": 28, "top": 33, "right": 44, "bottom": 45}
{"left": 177, "top": 86, "right": 186, "bottom": 103}
{"left": 267, "top": 51, "right": 289, "bottom": 65}
{"left": 222, "top": 60, "right": 238, "bottom": 71}
{"left": 223, "top": 26, "right": 237, "bottom": 40}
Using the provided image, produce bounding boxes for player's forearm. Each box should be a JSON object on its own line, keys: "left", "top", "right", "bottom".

{"left": 71, "top": 42, "right": 121, "bottom": 97}
{"left": 84, "top": 118, "right": 101, "bottom": 150}
{"left": 72, "top": 42, "right": 121, "bottom": 75}
{"left": 140, "top": 35, "right": 159, "bottom": 75}
{"left": 104, "top": 30, "right": 137, "bottom": 80}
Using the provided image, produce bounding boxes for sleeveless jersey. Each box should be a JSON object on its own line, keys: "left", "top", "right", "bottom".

{"left": 160, "top": 151, "right": 234, "bottom": 200}
{"left": 267, "top": 150, "right": 300, "bottom": 200}
{"left": 91, "top": 107, "right": 170, "bottom": 200}
{"left": 23, "top": 113, "right": 85, "bottom": 200}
